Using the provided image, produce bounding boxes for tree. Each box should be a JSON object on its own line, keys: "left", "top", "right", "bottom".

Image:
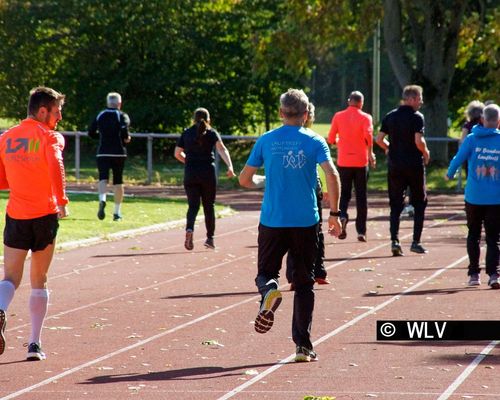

{"left": 382, "top": 0, "right": 488, "bottom": 162}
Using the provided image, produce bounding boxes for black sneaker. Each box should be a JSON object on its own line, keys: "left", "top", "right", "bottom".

{"left": 488, "top": 274, "right": 500, "bottom": 289}
{"left": 391, "top": 240, "right": 404, "bottom": 256}
{"left": 113, "top": 213, "right": 122, "bottom": 221}
{"left": 26, "top": 342, "right": 46, "bottom": 361}
{"left": 357, "top": 233, "right": 367, "bottom": 242}
{"left": 184, "top": 230, "right": 194, "bottom": 250}
{"left": 254, "top": 289, "right": 282, "bottom": 334}
{"left": 204, "top": 237, "right": 215, "bottom": 249}
{"left": 338, "top": 217, "right": 348, "bottom": 240}
{"left": 410, "top": 241, "right": 428, "bottom": 254}
{"left": 294, "top": 346, "right": 318, "bottom": 362}
{"left": 97, "top": 201, "right": 106, "bottom": 220}
{"left": 0, "top": 309, "right": 6, "bottom": 356}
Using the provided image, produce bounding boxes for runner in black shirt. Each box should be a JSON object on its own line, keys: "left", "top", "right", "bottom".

{"left": 174, "top": 108, "right": 235, "bottom": 250}
{"left": 376, "top": 85, "right": 430, "bottom": 256}
{"left": 88, "top": 92, "right": 131, "bottom": 221}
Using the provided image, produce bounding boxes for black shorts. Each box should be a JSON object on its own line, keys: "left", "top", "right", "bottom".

{"left": 97, "top": 156, "right": 126, "bottom": 184}
{"left": 4, "top": 213, "right": 59, "bottom": 251}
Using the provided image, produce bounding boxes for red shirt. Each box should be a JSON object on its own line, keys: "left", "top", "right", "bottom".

{"left": 327, "top": 106, "right": 373, "bottom": 167}
{"left": 0, "top": 118, "right": 68, "bottom": 219}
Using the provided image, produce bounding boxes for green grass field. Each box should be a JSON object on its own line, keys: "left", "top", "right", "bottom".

{"left": 0, "top": 192, "right": 227, "bottom": 255}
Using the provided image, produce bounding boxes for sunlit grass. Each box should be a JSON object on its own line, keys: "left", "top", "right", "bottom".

{"left": 0, "top": 192, "right": 227, "bottom": 255}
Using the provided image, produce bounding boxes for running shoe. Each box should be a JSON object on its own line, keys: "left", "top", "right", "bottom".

{"left": 184, "top": 230, "right": 194, "bottom": 251}
{"left": 26, "top": 342, "right": 46, "bottom": 361}
{"left": 0, "top": 309, "right": 6, "bottom": 355}
{"left": 294, "top": 346, "right": 318, "bottom": 362}
{"left": 338, "top": 217, "right": 348, "bottom": 240}
{"left": 113, "top": 213, "right": 122, "bottom": 221}
{"left": 391, "top": 240, "right": 404, "bottom": 256}
{"left": 97, "top": 201, "right": 106, "bottom": 220}
{"left": 254, "top": 289, "right": 282, "bottom": 334}
{"left": 315, "top": 277, "right": 331, "bottom": 285}
{"left": 410, "top": 241, "right": 428, "bottom": 254}
{"left": 468, "top": 273, "right": 481, "bottom": 286}
{"left": 488, "top": 274, "right": 500, "bottom": 290}
{"left": 357, "top": 234, "right": 367, "bottom": 242}
{"left": 204, "top": 237, "right": 215, "bottom": 249}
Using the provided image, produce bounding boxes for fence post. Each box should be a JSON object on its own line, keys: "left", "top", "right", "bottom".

{"left": 75, "top": 133, "right": 81, "bottom": 181}
{"left": 147, "top": 134, "right": 153, "bottom": 184}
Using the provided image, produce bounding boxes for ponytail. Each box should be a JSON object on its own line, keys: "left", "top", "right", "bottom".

{"left": 193, "top": 107, "right": 211, "bottom": 145}
{"left": 196, "top": 119, "right": 208, "bottom": 144}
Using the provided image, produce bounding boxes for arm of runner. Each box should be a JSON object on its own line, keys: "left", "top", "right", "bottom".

{"left": 88, "top": 117, "right": 98, "bottom": 139}
{"left": 0, "top": 155, "right": 9, "bottom": 189}
{"left": 46, "top": 132, "right": 69, "bottom": 213}
{"left": 174, "top": 146, "right": 186, "bottom": 164}
{"left": 327, "top": 115, "right": 338, "bottom": 145}
{"left": 239, "top": 165, "right": 260, "bottom": 188}
{"left": 375, "top": 131, "right": 389, "bottom": 155}
{"left": 215, "top": 140, "right": 236, "bottom": 178}
{"left": 121, "top": 113, "right": 131, "bottom": 144}
{"left": 365, "top": 117, "right": 376, "bottom": 168}
{"left": 415, "top": 132, "right": 430, "bottom": 165}
{"left": 319, "top": 160, "right": 341, "bottom": 237}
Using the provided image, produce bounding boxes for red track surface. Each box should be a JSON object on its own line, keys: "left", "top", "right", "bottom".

{"left": 0, "top": 191, "right": 499, "bottom": 400}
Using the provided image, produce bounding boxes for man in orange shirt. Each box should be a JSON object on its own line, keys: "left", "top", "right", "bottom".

{"left": 328, "top": 91, "right": 375, "bottom": 241}
{"left": 0, "top": 87, "right": 69, "bottom": 361}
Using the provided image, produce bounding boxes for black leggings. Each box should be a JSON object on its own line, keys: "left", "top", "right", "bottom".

{"left": 465, "top": 202, "right": 500, "bottom": 276}
{"left": 184, "top": 174, "right": 216, "bottom": 238}
{"left": 388, "top": 164, "right": 427, "bottom": 242}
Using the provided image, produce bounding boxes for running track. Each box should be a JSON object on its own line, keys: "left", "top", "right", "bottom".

{"left": 0, "top": 191, "right": 499, "bottom": 400}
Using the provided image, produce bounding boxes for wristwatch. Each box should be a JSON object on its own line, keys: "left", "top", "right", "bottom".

{"left": 329, "top": 211, "right": 341, "bottom": 217}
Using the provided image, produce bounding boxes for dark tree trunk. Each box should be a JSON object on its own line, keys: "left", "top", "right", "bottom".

{"left": 382, "top": 0, "right": 467, "bottom": 162}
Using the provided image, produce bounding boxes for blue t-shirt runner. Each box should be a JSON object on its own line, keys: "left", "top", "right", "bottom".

{"left": 246, "top": 125, "right": 331, "bottom": 227}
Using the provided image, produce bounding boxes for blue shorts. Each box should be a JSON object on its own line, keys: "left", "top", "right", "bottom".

{"left": 3, "top": 213, "right": 59, "bottom": 251}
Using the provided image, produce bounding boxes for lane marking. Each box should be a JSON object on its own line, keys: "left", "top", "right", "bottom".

{"left": 17, "top": 220, "right": 259, "bottom": 288}
{"left": 437, "top": 340, "right": 500, "bottom": 400}
{"left": 7, "top": 253, "right": 254, "bottom": 332}
{"left": 3, "top": 212, "right": 465, "bottom": 398}
{"left": 217, "top": 253, "right": 469, "bottom": 399}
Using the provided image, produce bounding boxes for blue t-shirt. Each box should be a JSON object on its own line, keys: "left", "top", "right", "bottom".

{"left": 246, "top": 125, "right": 331, "bottom": 227}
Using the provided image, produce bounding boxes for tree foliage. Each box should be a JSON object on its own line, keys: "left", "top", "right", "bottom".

{"left": 0, "top": 0, "right": 496, "bottom": 146}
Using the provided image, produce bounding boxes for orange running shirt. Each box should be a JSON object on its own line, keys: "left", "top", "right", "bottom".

{"left": 0, "top": 118, "right": 68, "bottom": 219}
{"left": 327, "top": 106, "right": 373, "bottom": 167}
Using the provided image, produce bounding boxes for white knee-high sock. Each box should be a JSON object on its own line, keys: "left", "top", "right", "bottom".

{"left": 29, "top": 289, "right": 49, "bottom": 345}
{"left": 0, "top": 280, "right": 16, "bottom": 311}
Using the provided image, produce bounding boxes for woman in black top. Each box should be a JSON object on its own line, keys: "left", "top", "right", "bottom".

{"left": 174, "top": 108, "right": 235, "bottom": 250}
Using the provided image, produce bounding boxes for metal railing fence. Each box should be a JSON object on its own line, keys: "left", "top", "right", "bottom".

{"left": 1, "top": 130, "right": 462, "bottom": 191}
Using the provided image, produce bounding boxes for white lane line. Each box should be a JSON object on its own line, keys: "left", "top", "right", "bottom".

{"left": 17, "top": 220, "right": 259, "bottom": 288}
{"left": 7, "top": 253, "right": 254, "bottom": 332}
{"left": 55, "top": 207, "right": 234, "bottom": 252}
{"left": 9, "top": 218, "right": 258, "bottom": 330}
{"left": 437, "top": 340, "right": 500, "bottom": 400}
{"left": 1, "top": 293, "right": 262, "bottom": 400}
{"left": 217, "top": 253, "right": 469, "bottom": 400}
{"left": 4, "top": 212, "right": 464, "bottom": 398}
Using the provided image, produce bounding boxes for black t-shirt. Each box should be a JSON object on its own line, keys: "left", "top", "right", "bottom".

{"left": 380, "top": 105, "right": 425, "bottom": 167}
{"left": 88, "top": 108, "right": 131, "bottom": 156}
{"left": 177, "top": 125, "right": 220, "bottom": 174}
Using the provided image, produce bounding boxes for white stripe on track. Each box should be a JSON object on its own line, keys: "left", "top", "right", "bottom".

{"left": 437, "top": 340, "right": 500, "bottom": 400}
{"left": 7, "top": 253, "right": 254, "bottom": 332}
{"left": 217, "top": 253, "right": 469, "bottom": 400}
{"left": 3, "top": 212, "right": 465, "bottom": 399}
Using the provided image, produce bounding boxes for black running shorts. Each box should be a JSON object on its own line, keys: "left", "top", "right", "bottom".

{"left": 97, "top": 156, "right": 126, "bottom": 185}
{"left": 3, "top": 213, "right": 59, "bottom": 251}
